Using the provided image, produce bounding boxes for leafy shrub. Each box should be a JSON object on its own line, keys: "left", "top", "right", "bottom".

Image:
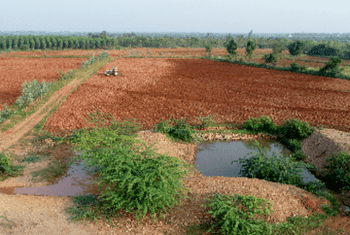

{"left": 205, "top": 43, "right": 212, "bottom": 57}
{"left": 241, "top": 116, "right": 279, "bottom": 135}
{"left": 287, "top": 40, "right": 305, "bottom": 56}
{"left": 290, "top": 62, "right": 307, "bottom": 72}
{"left": 245, "top": 40, "right": 256, "bottom": 59}
{"left": 278, "top": 119, "right": 315, "bottom": 140}
{"left": 263, "top": 53, "right": 278, "bottom": 64}
{"left": 232, "top": 140, "right": 315, "bottom": 187}
{"left": 307, "top": 44, "right": 339, "bottom": 57}
{"left": 226, "top": 39, "right": 238, "bottom": 57}
{"left": 0, "top": 103, "right": 16, "bottom": 124}
{"left": 58, "top": 69, "right": 75, "bottom": 81}
{"left": 343, "top": 51, "right": 350, "bottom": 59}
{"left": 278, "top": 137, "right": 302, "bottom": 152}
{"left": 272, "top": 41, "right": 283, "bottom": 54}
{"left": 289, "top": 149, "right": 308, "bottom": 161}
{"left": 201, "top": 193, "right": 274, "bottom": 235}
{"left": 15, "top": 79, "right": 53, "bottom": 110}
{"left": 321, "top": 152, "right": 350, "bottom": 192}
{"left": 0, "top": 152, "right": 25, "bottom": 179}
{"left": 66, "top": 123, "right": 192, "bottom": 223}
{"left": 166, "top": 118, "right": 198, "bottom": 143}
{"left": 319, "top": 56, "right": 344, "bottom": 75}
{"left": 98, "top": 51, "right": 109, "bottom": 60}
{"left": 0, "top": 152, "right": 11, "bottom": 172}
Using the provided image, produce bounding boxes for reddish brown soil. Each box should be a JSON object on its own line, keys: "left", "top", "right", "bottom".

{"left": 0, "top": 48, "right": 289, "bottom": 58}
{"left": 0, "top": 57, "right": 86, "bottom": 111}
{"left": 42, "top": 57, "right": 350, "bottom": 137}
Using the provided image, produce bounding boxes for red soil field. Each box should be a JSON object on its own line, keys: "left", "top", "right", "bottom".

{"left": 0, "top": 57, "right": 86, "bottom": 111}
{"left": 0, "top": 48, "right": 289, "bottom": 58}
{"left": 42, "top": 57, "right": 350, "bottom": 137}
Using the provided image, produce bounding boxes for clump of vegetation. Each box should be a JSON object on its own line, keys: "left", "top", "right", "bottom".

{"left": 319, "top": 56, "right": 344, "bottom": 76}
{"left": 245, "top": 39, "right": 256, "bottom": 60}
{"left": 263, "top": 53, "right": 278, "bottom": 65}
{"left": 290, "top": 62, "right": 307, "bottom": 72}
{"left": 321, "top": 152, "right": 350, "bottom": 192}
{"left": 0, "top": 152, "right": 25, "bottom": 181}
{"left": 0, "top": 103, "right": 16, "bottom": 124}
{"left": 205, "top": 42, "right": 212, "bottom": 57}
{"left": 202, "top": 193, "right": 274, "bottom": 235}
{"left": 15, "top": 79, "right": 53, "bottom": 111}
{"left": 97, "top": 51, "right": 109, "bottom": 60}
{"left": 307, "top": 44, "right": 339, "bottom": 57}
{"left": 287, "top": 39, "right": 305, "bottom": 56}
{"left": 62, "top": 112, "right": 193, "bottom": 223}
{"left": 225, "top": 38, "right": 238, "bottom": 59}
{"left": 81, "top": 51, "right": 109, "bottom": 68}
{"left": 58, "top": 69, "right": 75, "bottom": 81}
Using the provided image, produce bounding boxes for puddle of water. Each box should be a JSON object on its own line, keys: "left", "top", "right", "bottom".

{"left": 0, "top": 151, "right": 109, "bottom": 197}
{"left": 195, "top": 139, "right": 318, "bottom": 184}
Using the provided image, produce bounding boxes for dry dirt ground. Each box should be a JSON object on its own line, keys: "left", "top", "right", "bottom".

{"left": 0, "top": 57, "right": 86, "bottom": 110}
{"left": 1, "top": 52, "right": 350, "bottom": 234}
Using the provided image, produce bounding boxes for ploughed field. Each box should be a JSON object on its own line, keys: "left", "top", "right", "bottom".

{"left": 0, "top": 57, "right": 86, "bottom": 111}
{"left": 41, "top": 57, "right": 350, "bottom": 137}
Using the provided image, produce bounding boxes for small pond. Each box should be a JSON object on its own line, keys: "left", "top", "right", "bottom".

{"left": 195, "top": 138, "right": 318, "bottom": 184}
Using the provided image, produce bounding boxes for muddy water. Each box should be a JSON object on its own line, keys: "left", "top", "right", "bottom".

{"left": 0, "top": 152, "right": 107, "bottom": 197}
{"left": 0, "top": 138, "right": 318, "bottom": 197}
{"left": 195, "top": 139, "right": 319, "bottom": 184}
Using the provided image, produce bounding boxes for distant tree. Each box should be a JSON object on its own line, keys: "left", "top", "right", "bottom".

{"left": 226, "top": 39, "right": 238, "bottom": 59}
{"left": 307, "top": 44, "right": 339, "bottom": 57}
{"left": 287, "top": 39, "right": 305, "bottom": 56}
{"left": 205, "top": 42, "right": 212, "bottom": 57}
{"left": 245, "top": 39, "right": 256, "bottom": 60}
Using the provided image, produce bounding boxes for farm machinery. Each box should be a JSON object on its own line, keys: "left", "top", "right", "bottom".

{"left": 105, "top": 67, "right": 118, "bottom": 76}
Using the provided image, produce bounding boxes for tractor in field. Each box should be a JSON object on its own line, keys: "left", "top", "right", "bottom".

{"left": 105, "top": 67, "right": 118, "bottom": 76}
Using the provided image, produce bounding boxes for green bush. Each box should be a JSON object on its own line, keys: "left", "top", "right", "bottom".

{"left": 205, "top": 42, "right": 212, "bottom": 57}
{"left": 65, "top": 121, "right": 192, "bottom": 222}
{"left": 226, "top": 39, "right": 238, "bottom": 57}
{"left": 278, "top": 119, "right": 315, "bottom": 140}
{"left": 245, "top": 40, "right": 256, "bottom": 59}
{"left": 287, "top": 40, "right": 305, "bottom": 56}
{"left": 98, "top": 51, "right": 109, "bottom": 60}
{"left": 272, "top": 41, "right": 283, "bottom": 54}
{"left": 202, "top": 193, "right": 274, "bottom": 235}
{"left": 321, "top": 152, "right": 350, "bottom": 192}
{"left": 290, "top": 62, "right": 307, "bottom": 72}
{"left": 343, "top": 51, "right": 350, "bottom": 59}
{"left": 263, "top": 53, "right": 278, "bottom": 64}
{"left": 0, "top": 103, "right": 16, "bottom": 123}
{"left": 0, "top": 152, "right": 25, "bottom": 179}
{"left": 307, "top": 44, "right": 339, "bottom": 57}
{"left": 232, "top": 140, "right": 319, "bottom": 188}
{"left": 319, "top": 56, "right": 344, "bottom": 75}
{"left": 241, "top": 116, "right": 279, "bottom": 135}
{"left": 15, "top": 79, "right": 53, "bottom": 110}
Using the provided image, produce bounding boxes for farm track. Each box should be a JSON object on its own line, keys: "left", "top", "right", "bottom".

{"left": 1, "top": 50, "right": 350, "bottom": 234}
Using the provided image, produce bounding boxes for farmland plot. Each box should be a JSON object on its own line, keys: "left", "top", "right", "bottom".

{"left": 0, "top": 57, "right": 86, "bottom": 111}
{"left": 42, "top": 57, "right": 350, "bottom": 136}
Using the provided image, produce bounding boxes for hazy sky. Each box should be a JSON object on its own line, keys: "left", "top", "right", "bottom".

{"left": 2, "top": 0, "right": 349, "bottom": 34}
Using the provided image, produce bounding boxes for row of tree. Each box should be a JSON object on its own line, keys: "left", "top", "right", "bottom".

{"left": 0, "top": 35, "right": 118, "bottom": 50}
{"left": 0, "top": 32, "right": 349, "bottom": 59}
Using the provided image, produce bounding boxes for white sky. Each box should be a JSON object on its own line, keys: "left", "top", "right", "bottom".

{"left": 2, "top": 0, "right": 349, "bottom": 34}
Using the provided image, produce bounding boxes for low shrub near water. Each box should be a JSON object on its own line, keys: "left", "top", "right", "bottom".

{"left": 0, "top": 152, "right": 25, "bottom": 180}
{"left": 63, "top": 115, "right": 193, "bottom": 223}
{"left": 321, "top": 152, "right": 350, "bottom": 192}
